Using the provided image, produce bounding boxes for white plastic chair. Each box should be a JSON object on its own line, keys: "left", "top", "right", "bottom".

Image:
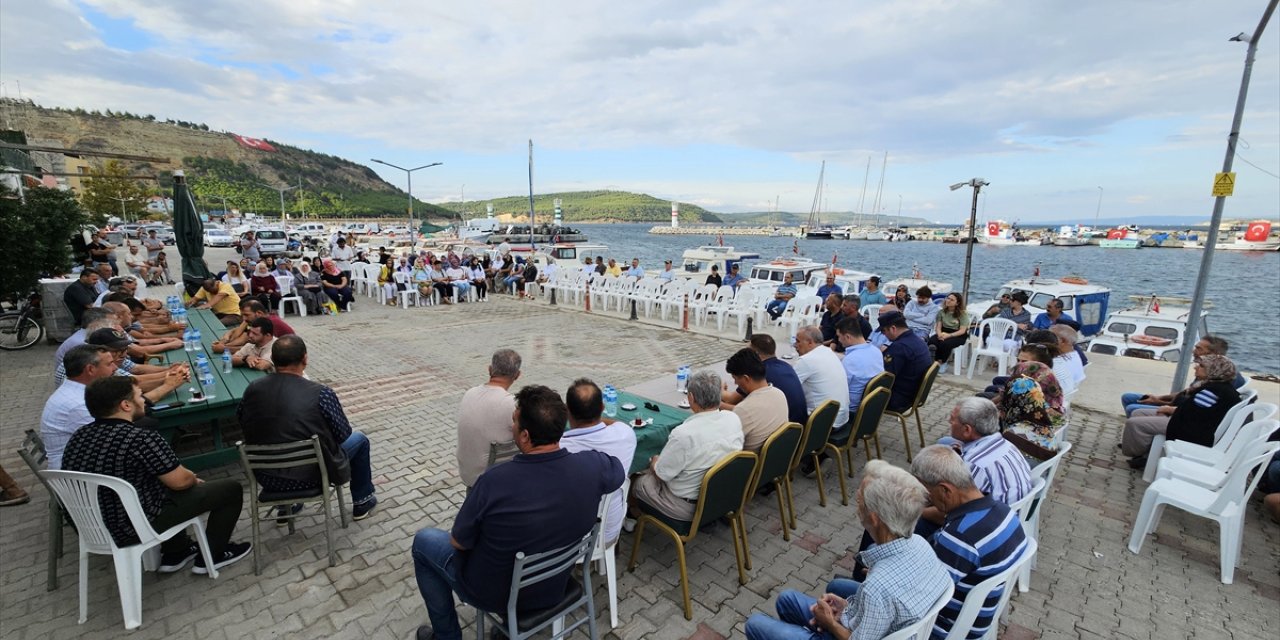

{"left": 721, "top": 289, "right": 763, "bottom": 333}
{"left": 687, "top": 283, "right": 720, "bottom": 326}
{"left": 606, "top": 276, "right": 637, "bottom": 311}
{"left": 275, "top": 274, "right": 306, "bottom": 317}
{"left": 1155, "top": 419, "right": 1279, "bottom": 490}
{"left": 967, "top": 318, "right": 1018, "bottom": 379}
{"left": 776, "top": 294, "right": 823, "bottom": 337}
{"left": 1142, "top": 390, "right": 1260, "bottom": 483}
{"left": 658, "top": 280, "right": 694, "bottom": 321}
{"left": 1164, "top": 402, "right": 1276, "bottom": 468}
{"left": 942, "top": 537, "right": 1038, "bottom": 640}
{"left": 883, "top": 581, "right": 956, "bottom": 640}
{"left": 1128, "top": 441, "right": 1279, "bottom": 584}
{"left": 393, "top": 272, "right": 421, "bottom": 308}
{"left": 41, "top": 470, "right": 221, "bottom": 630}
{"left": 590, "top": 275, "right": 615, "bottom": 309}
{"left": 580, "top": 477, "right": 630, "bottom": 629}
{"left": 1018, "top": 442, "right": 1072, "bottom": 592}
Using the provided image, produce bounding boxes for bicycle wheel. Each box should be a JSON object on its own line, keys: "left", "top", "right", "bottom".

{"left": 0, "top": 313, "right": 42, "bottom": 350}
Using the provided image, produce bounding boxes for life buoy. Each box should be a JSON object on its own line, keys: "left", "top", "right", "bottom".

{"left": 1131, "top": 335, "right": 1172, "bottom": 347}
{"left": 1059, "top": 276, "right": 1088, "bottom": 285}
{"left": 771, "top": 260, "right": 798, "bottom": 267}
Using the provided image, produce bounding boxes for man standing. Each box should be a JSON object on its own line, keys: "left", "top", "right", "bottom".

{"left": 879, "top": 311, "right": 932, "bottom": 412}
{"left": 456, "top": 350, "right": 521, "bottom": 489}
{"left": 143, "top": 229, "right": 165, "bottom": 263}
{"left": 63, "top": 269, "right": 100, "bottom": 326}
{"left": 64, "top": 376, "right": 251, "bottom": 573}
{"left": 765, "top": 272, "right": 798, "bottom": 320}
{"left": 793, "top": 326, "right": 851, "bottom": 429}
{"left": 625, "top": 258, "right": 644, "bottom": 279}
{"left": 412, "top": 385, "right": 624, "bottom": 640}
{"left": 836, "top": 317, "right": 885, "bottom": 419}
{"left": 239, "top": 335, "right": 378, "bottom": 520}
{"left": 725, "top": 349, "right": 789, "bottom": 453}
{"left": 561, "top": 379, "right": 637, "bottom": 543}
{"left": 88, "top": 230, "right": 117, "bottom": 274}
{"left": 187, "top": 277, "right": 243, "bottom": 327}
{"left": 239, "top": 230, "right": 261, "bottom": 264}
{"left": 632, "top": 371, "right": 743, "bottom": 521}
{"left": 232, "top": 317, "right": 277, "bottom": 372}
{"left": 903, "top": 286, "right": 939, "bottom": 338}
{"left": 722, "top": 335, "right": 808, "bottom": 428}
{"left": 816, "top": 273, "right": 842, "bottom": 300}
{"left": 330, "top": 236, "right": 355, "bottom": 279}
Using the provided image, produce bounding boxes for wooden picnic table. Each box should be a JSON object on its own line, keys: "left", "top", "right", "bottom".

{"left": 150, "top": 308, "right": 266, "bottom": 470}
{"left": 614, "top": 390, "right": 691, "bottom": 474}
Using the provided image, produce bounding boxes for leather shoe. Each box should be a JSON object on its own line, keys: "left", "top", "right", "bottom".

{"left": 415, "top": 625, "right": 436, "bottom": 640}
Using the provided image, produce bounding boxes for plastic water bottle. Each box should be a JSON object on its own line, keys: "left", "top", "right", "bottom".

{"left": 221, "top": 350, "right": 232, "bottom": 373}
{"left": 604, "top": 385, "right": 618, "bottom": 418}
{"left": 200, "top": 366, "right": 216, "bottom": 400}
{"left": 183, "top": 328, "right": 194, "bottom": 351}
{"left": 195, "top": 354, "right": 209, "bottom": 373}
{"left": 192, "top": 328, "right": 202, "bottom": 349}
{"left": 676, "top": 365, "right": 690, "bottom": 393}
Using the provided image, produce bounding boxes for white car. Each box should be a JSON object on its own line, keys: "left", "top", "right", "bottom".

{"left": 250, "top": 229, "right": 289, "bottom": 256}
{"left": 203, "top": 228, "right": 235, "bottom": 247}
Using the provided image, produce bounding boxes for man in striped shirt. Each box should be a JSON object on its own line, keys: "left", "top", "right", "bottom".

{"left": 912, "top": 445, "right": 1028, "bottom": 640}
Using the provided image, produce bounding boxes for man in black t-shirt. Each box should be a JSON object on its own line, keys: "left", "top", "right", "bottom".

{"left": 62, "top": 376, "right": 251, "bottom": 575}
{"left": 63, "top": 270, "right": 101, "bottom": 326}
{"left": 411, "top": 385, "right": 623, "bottom": 640}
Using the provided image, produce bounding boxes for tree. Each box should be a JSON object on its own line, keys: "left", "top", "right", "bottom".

{"left": 0, "top": 185, "right": 87, "bottom": 298}
{"left": 79, "top": 160, "right": 148, "bottom": 224}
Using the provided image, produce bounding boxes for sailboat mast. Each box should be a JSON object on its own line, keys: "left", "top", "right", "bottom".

{"left": 807, "top": 161, "right": 826, "bottom": 229}
{"left": 871, "top": 151, "right": 888, "bottom": 227}
{"left": 857, "top": 155, "right": 871, "bottom": 226}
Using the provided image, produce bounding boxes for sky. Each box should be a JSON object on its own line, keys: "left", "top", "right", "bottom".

{"left": 1, "top": 0, "right": 1278, "bottom": 223}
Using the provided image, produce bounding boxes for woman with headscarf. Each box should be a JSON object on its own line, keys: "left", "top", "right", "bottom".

{"left": 470, "top": 259, "right": 488, "bottom": 301}
{"left": 221, "top": 260, "right": 249, "bottom": 296}
{"left": 250, "top": 261, "right": 282, "bottom": 312}
{"left": 320, "top": 258, "right": 355, "bottom": 312}
{"left": 293, "top": 260, "right": 324, "bottom": 315}
{"left": 892, "top": 284, "right": 910, "bottom": 310}
{"left": 998, "top": 372, "right": 1066, "bottom": 461}
{"left": 1121, "top": 354, "right": 1241, "bottom": 468}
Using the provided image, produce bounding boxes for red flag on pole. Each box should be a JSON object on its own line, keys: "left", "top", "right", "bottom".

{"left": 831, "top": 252, "right": 837, "bottom": 265}
{"left": 792, "top": 240, "right": 799, "bottom": 255}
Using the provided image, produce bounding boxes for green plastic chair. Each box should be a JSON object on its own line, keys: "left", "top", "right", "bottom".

{"left": 886, "top": 362, "right": 941, "bottom": 462}
{"left": 749, "top": 422, "right": 804, "bottom": 543}
{"left": 827, "top": 387, "right": 892, "bottom": 505}
{"left": 792, "top": 400, "right": 841, "bottom": 511}
{"left": 627, "top": 450, "right": 758, "bottom": 620}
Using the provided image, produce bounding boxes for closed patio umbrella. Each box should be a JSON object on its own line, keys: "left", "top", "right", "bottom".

{"left": 171, "top": 170, "right": 212, "bottom": 295}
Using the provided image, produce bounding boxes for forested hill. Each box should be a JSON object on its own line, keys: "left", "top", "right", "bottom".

{"left": 436, "top": 190, "right": 721, "bottom": 223}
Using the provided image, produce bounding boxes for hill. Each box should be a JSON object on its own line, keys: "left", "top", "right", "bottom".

{"left": 0, "top": 99, "right": 453, "bottom": 220}
{"left": 435, "top": 190, "right": 721, "bottom": 224}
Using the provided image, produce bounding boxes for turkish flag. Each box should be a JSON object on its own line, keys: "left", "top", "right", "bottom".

{"left": 1107, "top": 229, "right": 1125, "bottom": 239}
{"left": 231, "top": 134, "right": 278, "bottom": 152}
{"left": 987, "top": 222, "right": 1000, "bottom": 236}
{"left": 1244, "top": 221, "right": 1272, "bottom": 242}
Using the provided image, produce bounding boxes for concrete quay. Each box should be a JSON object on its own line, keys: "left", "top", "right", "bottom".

{"left": 1, "top": 286, "right": 1277, "bottom": 639}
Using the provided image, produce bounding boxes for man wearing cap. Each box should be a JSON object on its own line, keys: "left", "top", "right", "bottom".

{"left": 658, "top": 259, "right": 677, "bottom": 283}
{"left": 88, "top": 327, "right": 186, "bottom": 391}
{"left": 765, "top": 273, "right": 798, "bottom": 321}
{"left": 723, "top": 263, "right": 747, "bottom": 290}
{"left": 859, "top": 275, "right": 887, "bottom": 307}
{"left": 880, "top": 310, "right": 932, "bottom": 412}
{"left": 816, "top": 273, "right": 842, "bottom": 300}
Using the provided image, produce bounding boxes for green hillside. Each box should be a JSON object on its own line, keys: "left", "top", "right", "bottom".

{"left": 437, "top": 190, "right": 721, "bottom": 224}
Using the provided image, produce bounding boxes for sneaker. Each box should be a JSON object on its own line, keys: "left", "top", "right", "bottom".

{"left": 353, "top": 496, "right": 378, "bottom": 521}
{"left": 0, "top": 490, "right": 30, "bottom": 506}
{"left": 938, "top": 363, "right": 949, "bottom": 375}
{"left": 622, "top": 517, "right": 637, "bottom": 534}
{"left": 276, "top": 503, "right": 304, "bottom": 526}
{"left": 158, "top": 543, "right": 199, "bottom": 573}
{"left": 192, "top": 542, "right": 252, "bottom": 575}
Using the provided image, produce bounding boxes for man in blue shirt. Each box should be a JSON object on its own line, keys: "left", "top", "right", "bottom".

{"left": 723, "top": 334, "right": 808, "bottom": 427}
{"left": 835, "top": 317, "right": 885, "bottom": 429}
{"left": 625, "top": 258, "right": 644, "bottom": 279}
{"left": 859, "top": 275, "right": 888, "bottom": 307}
{"left": 657, "top": 259, "right": 677, "bottom": 282}
{"left": 765, "top": 273, "right": 798, "bottom": 320}
{"left": 412, "top": 385, "right": 624, "bottom": 640}
{"left": 816, "top": 273, "right": 843, "bottom": 300}
{"left": 723, "top": 263, "right": 747, "bottom": 290}
{"left": 1031, "top": 297, "right": 1069, "bottom": 330}
{"left": 880, "top": 311, "right": 932, "bottom": 412}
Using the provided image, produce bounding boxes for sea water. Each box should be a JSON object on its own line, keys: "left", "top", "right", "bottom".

{"left": 578, "top": 223, "right": 1280, "bottom": 374}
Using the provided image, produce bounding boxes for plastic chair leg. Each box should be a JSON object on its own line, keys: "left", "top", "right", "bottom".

{"left": 1142, "top": 435, "right": 1165, "bottom": 483}
{"left": 114, "top": 549, "right": 145, "bottom": 630}
{"left": 1219, "top": 515, "right": 1241, "bottom": 584}
{"left": 604, "top": 550, "right": 619, "bottom": 628}
{"left": 48, "top": 502, "right": 62, "bottom": 591}
{"left": 1128, "top": 492, "right": 1162, "bottom": 553}
{"left": 78, "top": 549, "right": 89, "bottom": 624}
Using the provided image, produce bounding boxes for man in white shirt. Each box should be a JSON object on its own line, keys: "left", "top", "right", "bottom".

{"left": 560, "top": 379, "right": 637, "bottom": 543}
{"left": 725, "top": 348, "right": 789, "bottom": 452}
{"left": 793, "top": 326, "right": 850, "bottom": 428}
{"left": 633, "top": 370, "right": 744, "bottom": 521}
{"left": 625, "top": 258, "right": 644, "bottom": 279}
{"left": 41, "top": 345, "right": 119, "bottom": 469}
{"left": 657, "top": 260, "right": 677, "bottom": 282}
{"left": 456, "top": 350, "right": 522, "bottom": 488}
{"left": 330, "top": 237, "right": 355, "bottom": 277}
{"left": 1049, "top": 324, "right": 1086, "bottom": 396}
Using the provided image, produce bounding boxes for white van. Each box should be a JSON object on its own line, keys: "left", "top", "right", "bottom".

{"left": 294, "top": 222, "right": 328, "bottom": 236}
{"left": 342, "top": 222, "right": 381, "bottom": 235}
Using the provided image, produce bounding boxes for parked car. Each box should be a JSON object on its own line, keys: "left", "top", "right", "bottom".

{"left": 203, "top": 228, "right": 235, "bottom": 247}
{"left": 294, "top": 222, "right": 328, "bottom": 236}
{"left": 246, "top": 229, "right": 288, "bottom": 256}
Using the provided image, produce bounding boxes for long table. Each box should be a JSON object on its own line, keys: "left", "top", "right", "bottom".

{"left": 614, "top": 390, "right": 691, "bottom": 474}
{"left": 151, "top": 309, "right": 265, "bottom": 470}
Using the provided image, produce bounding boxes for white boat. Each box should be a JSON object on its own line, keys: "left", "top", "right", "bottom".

{"left": 1053, "top": 225, "right": 1088, "bottom": 246}
{"left": 966, "top": 276, "right": 1112, "bottom": 337}
{"left": 797, "top": 266, "right": 879, "bottom": 298}
{"left": 863, "top": 230, "right": 888, "bottom": 241}
{"left": 978, "top": 220, "right": 1019, "bottom": 246}
{"left": 1217, "top": 220, "right": 1279, "bottom": 251}
{"left": 885, "top": 264, "right": 952, "bottom": 299}
{"left": 537, "top": 242, "right": 611, "bottom": 265}
{"left": 1087, "top": 296, "right": 1209, "bottom": 364}
{"left": 741, "top": 257, "right": 830, "bottom": 294}
{"left": 459, "top": 216, "right": 502, "bottom": 242}
{"left": 674, "top": 246, "right": 761, "bottom": 281}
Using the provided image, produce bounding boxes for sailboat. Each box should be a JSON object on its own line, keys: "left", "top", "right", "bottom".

{"left": 804, "top": 161, "right": 835, "bottom": 239}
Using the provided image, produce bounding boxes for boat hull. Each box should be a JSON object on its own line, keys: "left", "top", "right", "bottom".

{"left": 1053, "top": 238, "right": 1087, "bottom": 246}
{"left": 1099, "top": 239, "right": 1141, "bottom": 249}
{"left": 1217, "top": 240, "right": 1280, "bottom": 251}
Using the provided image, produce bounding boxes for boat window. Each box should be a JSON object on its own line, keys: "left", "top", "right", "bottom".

{"left": 682, "top": 261, "right": 702, "bottom": 274}
{"left": 1144, "top": 326, "right": 1179, "bottom": 341}
{"left": 1059, "top": 296, "right": 1074, "bottom": 311}
{"left": 1077, "top": 302, "right": 1103, "bottom": 328}
{"left": 1123, "top": 348, "right": 1156, "bottom": 360}
{"left": 1090, "top": 343, "right": 1117, "bottom": 355}
{"left": 1163, "top": 348, "right": 1182, "bottom": 363}
{"left": 1107, "top": 322, "right": 1137, "bottom": 335}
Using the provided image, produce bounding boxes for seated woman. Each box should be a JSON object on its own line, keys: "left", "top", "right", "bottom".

{"left": 1121, "top": 355, "right": 1241, "bottom": 468}
{"left": 411, "top": 258, "right": 433, "bottom": 301}
{"left": 293, "top": 260, "right": 324, "bottom": 315}
{"left": 999, "top": 373, "right": 1066, "bottom": 461}
{"left": 320, "top": 258, "right": 355, "bottom": 312}
{"left": 470, "top": 261, "right": 488, "bottom": 301}
{"left": 221, "top": 261, "right": 249, "bottom": 296}
{"left": 928, "top": 292, "right": 971, "bottom": 373}
{"left": 262, "top": 255, "right": 276, "bottom": 272}
{"left": 892, "top": 284, "right": 910, "bottom": 310}
{"left": 377, "top": 260, "right": 398, "bottom": 306}
{"left": 249, "top": 262, "right": 282, "bottom": 312}
{"left": 979, "top": 342, "right": 1057, "bottom": 399}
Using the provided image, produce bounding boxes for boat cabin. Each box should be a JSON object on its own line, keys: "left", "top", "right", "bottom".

{"left": 677, "top": 246, "right": 761, "bottom": 280}
{"left": 799, "top": 267, "right": 879, "bottom": 298}
{"left": 1087, "top": 297, "right": 1209, "bottom": 364}
{"left": 745, "top": 258, "right": 830, "bottom": 292}
{"left": 539, "top": 242, "right": 611, "bottom": 265}
{"left": 967, "top": 277, "right": 1112, "bottom": 337}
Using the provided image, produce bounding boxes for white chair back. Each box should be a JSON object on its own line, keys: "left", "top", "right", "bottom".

{"left": 883, "top": 581, "right": 956, "bottom": 640}
{"left": 942, "top": 538, "right": 1038, "bottom": 640}
{"left": 274, "top": 273, "right": 294, "bottom": 292}
{"left": 43, "top": 470, "right": 156, "bottom": 553}
{"left": 1207, "top": 441, "right": 1280, "bottom": 514}
{"left": 1212, "top": 389, "right": 1262, "bottom": 443}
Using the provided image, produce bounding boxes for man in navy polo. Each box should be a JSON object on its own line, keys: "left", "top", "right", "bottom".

{"left": 880, "top": 310, "right": 932, "bottom": 412}
{"left": 722, "top": 334, "right": 808, "bottom": 428}
{"left": 411, "top": 385, "right": 624, "bottom": 640}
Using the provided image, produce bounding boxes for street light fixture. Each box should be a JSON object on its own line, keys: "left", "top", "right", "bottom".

{"left": 109, "top": 195, "right": 133, "bottom": 222}
{"left": 949, "top": 178, "right": 989, "bottom": 305}
{"left": 370, "top": 159, "right": 443, "bottom": 245}
{"left": 258, "top": 182, "right": 298, "bottom": 224}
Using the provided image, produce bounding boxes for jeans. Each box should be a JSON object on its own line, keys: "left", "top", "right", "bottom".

{"left": 1121, "top": 392, "right": 1157, "bottom": 417}
{"left": 745, "top": 590, "right": 838, "bottom": 640}
{"left": 823, "top": 578, "right": 861, "bottom": 600}
{"left": 503, "top": 275, "right": 522, "bottom": 292}
{"left": 150, "top": 478, "right": 243, "bottom": 556}
{"left": 341, "top": 432, "right": 375, "bottom": 505}
{"left": 412, "top": 528, "right": 476, "bottom": 640}
{"left": 766, "top": 299, "right": 789, "bottom": 320}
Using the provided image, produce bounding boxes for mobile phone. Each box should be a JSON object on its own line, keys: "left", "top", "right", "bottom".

{"left": 152, "top": 401, "right": 186, "bottom": 411}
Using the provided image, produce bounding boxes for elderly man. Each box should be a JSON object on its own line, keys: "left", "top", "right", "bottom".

{"left": 816, "top": 273, "right": 842, "bottom": 300}
{"left": 903, "top": 286, "right": 939, "bottom": 338}
{"left": 186, "top": 277, "right": 243, "bottom": 327}
{"left": 625, "top": 258, "right": 644, "bottom": 279}
{"left": 880, "top": 311, "right": 932, "bottom": 412}
{"left": 605, "top": 258, "right": 622, "bottom": 277}
{"left": 818, "top": 293, "right": 845, "bottom": 349}
{"left": 456, "top": 349, "right": 522, "bottom": 489}
{"left": 63, "top": 269, "right": 101, "bottom": 326}
{"left": 723, "top": 335, "right": 808, "bottom": 428}
{"left": 1032, "top": 297, "right": 1071, "bottom": 330}
{"left": 53, "top": 308, "right": 113, "bottom": 380}
{"left": 943, "top": 398, "right": 1033, "bottom": 506}
{"left": 765, "top": 273, "right": 798, "bottom": 320}
{"left": 794, "top": 326, "right": 850, "bottom": 429}
{"left": 632, "top": 370, "right": 743, "bottom": 522}
{"left": 745, "top": 460, "right": 952, "bottom": 640}
{"left": 239, "top": 335, "right": 378, "bottom": 521}
{"left": 412, "top": 385, "right": 623, "bottom": 640}
{"left": 1049, "top": 324, "right": 1086, "bottom": 396}
{"left": 232, "top": 317, "right": 277, "bottom": 372}
{"left": 836, "top": 317, "right": 884, "bottom": 418}
{"left": 725, "top": 349, "right": 789, "bottom": 453}
{"left": 561, "top": 378, "right": 637, "bottom": 543}
{"left": 1120, "top": 334, "right": 1246, "bottom": 416}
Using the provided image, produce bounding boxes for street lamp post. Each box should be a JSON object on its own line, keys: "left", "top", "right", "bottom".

{"left": 950, "top": 178, "right": 989, "bottom": 306}
{"left": 371, "top": 159, "right": 443, "bottom": 246}
{"left": 258, "top": 182, "right": 297, "bottom": 224}
{"left": 109, "top": 196, "right": 131, "bottom": 222}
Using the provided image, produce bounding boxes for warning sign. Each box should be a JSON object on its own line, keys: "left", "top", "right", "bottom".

{"left": 1212, "top": 172, "right": 1236, "bottom": 197}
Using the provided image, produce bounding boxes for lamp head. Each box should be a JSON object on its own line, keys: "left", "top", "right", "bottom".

{"left": 1229, "top": 32, "right": 1251, "bottom": 43}
{"left": 949, "top": 182, "right": 967, "bottom": 191}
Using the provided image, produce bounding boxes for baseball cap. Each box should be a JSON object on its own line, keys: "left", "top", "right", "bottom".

{"left": 877, "top": 310, "right": 908, "bottom": 331}
{"left": 87, "top": 328, "right": 133, "bottom": 350}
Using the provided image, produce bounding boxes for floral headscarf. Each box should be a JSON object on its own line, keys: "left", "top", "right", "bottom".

{"left": 1006, "top": 361, "right": 1064, "bottom": 414}
{"left": 1196, "top": 354, "right": 1236, "bottom": 384}
{"left": 322, "top": 259, "right": 340, "bottom": 276}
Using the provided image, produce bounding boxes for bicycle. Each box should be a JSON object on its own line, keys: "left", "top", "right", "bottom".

{"left": 0, "top": 290, "right": 44, "bottom": 350}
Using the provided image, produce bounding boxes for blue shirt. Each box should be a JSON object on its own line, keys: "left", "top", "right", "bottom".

{"left": 860, "top": 289, "right": 888, "bottom": 307}
{"left": 847, "top": 534, "right": 952, "bottom": 638}
{"left": 930, "top": 496, "right": 1028, "bottom": 640}
{"left": 883, "top": 330, "right": 932, "bottom": 411}
{"left": 658, "top": 268, "right": 676, "bottom": 282}
{"left": 724, "top": 273, "right": 747, "bottom": 289}
{"left": 763, "top": 357, "right": 808, "bottom": 426}
{"left": 775, "top": 283, "right": 798, "bottom": 298}
{"left": 625, "top": 266, "right": 644, "bottom": 278}
{"left": 842, "top": 343, "right": 885, "bottom": 418}
{"left": 817, "top": 283, "right": 843, "bottom": 299}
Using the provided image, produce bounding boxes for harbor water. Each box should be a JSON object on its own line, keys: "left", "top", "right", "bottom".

{"left": 576, "top": 223, "right": 1280, "bottom": 375}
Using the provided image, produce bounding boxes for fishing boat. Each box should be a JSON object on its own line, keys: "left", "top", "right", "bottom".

{"left": 967, "top": 275, "right": 1112, "bottom": 338}
{"left": 1087, "top": 296, "right": 1209, "bottom": 364}
{"left": 458, "top": 213, "right": 501, "bottom": 242}
{"left": 1053, "top": 225, "right": 1088, "bottom": 246}
{"left": 1098, "top": 227, "right": 1142, "bottom": 249}
{"left": 1217, "top": 220, "right": 1279, "bottom": 251}
{"left": 742, "top": 257, "right": 830, "bottom": 294}
{"left": 675, "top": 245, "right": 761, "bottom": 281}
{"left": 978, "top": 220, "right": 1019, "bottom": 246}
{"left": 885, "top": 264, "right": 952, "bottom": 300}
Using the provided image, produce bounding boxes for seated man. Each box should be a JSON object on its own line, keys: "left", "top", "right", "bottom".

{"left": 52, "top": 308, "right": 113, "bottom": 384}
{"left": 186, "top": 277, "right": 243, "bottom": 327}
{"left": 818, "top": 293, "right": 844, "bottom": 349}
{"left": 239, "top": 335, "right": 378, "bottom": 520}
{"left": 99, "top": 300, "right": 183, "bottom": 360}
{"left": 943, "top": 398, "right": 1033, "bottom": 507}
{"left": 1049, "top": 324, "right": 1086, "bottom": 396}
{"left": 561, "top": 378, "right": 637, "bottom": 543}
{"left": 43, "top": 345, "right": 119, "bottom": 469}
{"left": 657, "top": 259, "right": 677, "bottom": 283}
{"left": 1120, "top": 334, "right": 1246, "bottom": 416}
{"left": 902, "top": 286, "right": 939, "bottom": 338}
{"left": 412, "top": 385, "right": 624, "bottom": 640}
{"left": 1032, "top": 297, "right": 1071, "bottom": 330}
{"left": 723, "top": 263, "right": 747, "bottom": 290}
{"left": 63, "top": 269, "right": 100, "bottom": 327}
{"left": 880, "top": 311, "right": 932, "bottom": 412}
{"left": 232, "top": 317, "right": 277, "bottom": 372}
{"left": 212, "top": 299, "right": 295, "bottom": 354}
{"left": 457, "top": 349, "right": 522, "bottom": 489}
{"left": 816, "top": 273, "right": 842, "bottom": 300}
{"left": 793, "top": 325, "right": 850, "bottom": 431}
{"left": 87, "top": 327, "right": 188, "bottom": 393}
{"left": 867, "top": 304, "right": 897, "bottom": 351}
{"left": 997, "top": 291, "right": 1033, "bottom": 338}
{"left": 625, "top": 258, "right": 644, "bottom": 279}
{"left": 836, "top": 317, "right": 884, "bottom": 421}
{"left": 721, "top": 334, "right": 808, "bottom": 428}
{"left": 62, "top": 376, "right": 250, "bottom": 574}
{"left": 838, "top": 295, "right": 872, "bottom": 343}
{"left": 725, "top": 349, "right": 789, "bottom": 453}
{"left": 765, "top": 272, "right": 798, "bottom": 321}
{"left": 633, "top": 370, "right": 743, "bottom": 521}
{"left": 745, "top": 460, "right": 951, "bottom": 640}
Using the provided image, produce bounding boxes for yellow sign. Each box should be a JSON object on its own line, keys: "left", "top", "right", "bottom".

{"left": 1212, "top": 172, "right": 1236, "bottom": 197}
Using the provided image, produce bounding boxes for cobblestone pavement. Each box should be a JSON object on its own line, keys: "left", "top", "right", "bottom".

{"left": 2, "top": 291, "right": 1277, "bottom": 640}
